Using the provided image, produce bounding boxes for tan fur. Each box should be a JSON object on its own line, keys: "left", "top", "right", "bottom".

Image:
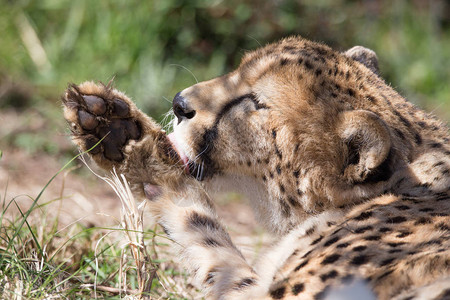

{"left": 63, "top": 36, "right": 450, "bottom": 300}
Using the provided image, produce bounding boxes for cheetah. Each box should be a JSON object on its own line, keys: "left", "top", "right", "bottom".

{"left": 62, "top": 36, "right": 450, "bottom": 300}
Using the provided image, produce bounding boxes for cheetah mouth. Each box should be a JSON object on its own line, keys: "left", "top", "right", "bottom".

{"left": 167, "top": 133, "right": 210, "bottom": 181}
{"left": 167, "top": 132, "right": 190, "bottom": 174}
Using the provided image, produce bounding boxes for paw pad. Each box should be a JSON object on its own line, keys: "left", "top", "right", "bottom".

{"left": 63, "top": 83, "right": 142, "bottom": 162}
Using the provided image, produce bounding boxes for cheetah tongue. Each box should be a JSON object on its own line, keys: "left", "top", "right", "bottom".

{"left": 167, "top": 132, "right": 190, "bottom": 174}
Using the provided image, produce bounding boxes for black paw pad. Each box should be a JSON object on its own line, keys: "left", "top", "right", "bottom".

{"left": 78, "top": 110, "right": 98, "bottom": 130}
{"left": 83, "top": 95, "right": 106, "bottom": 115}
{"left": 112, "top": 99, "right": 130, "bottom": 117}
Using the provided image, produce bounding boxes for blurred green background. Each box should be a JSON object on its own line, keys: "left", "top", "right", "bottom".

{"left": 1, "top": 0, "right": 449, "bottom": 158}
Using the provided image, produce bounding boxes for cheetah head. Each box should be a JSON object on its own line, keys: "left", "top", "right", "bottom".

{"left": 170, "top": 37, "right": 405, "bottom": 233}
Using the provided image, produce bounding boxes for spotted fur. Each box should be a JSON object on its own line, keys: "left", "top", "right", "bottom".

{"left": 63, "top": 36, "right": 450, "bottom": 300}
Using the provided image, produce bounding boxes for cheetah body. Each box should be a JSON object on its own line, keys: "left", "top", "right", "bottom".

{"left": 63, "top": 36, "right": 450, "bottom": 300}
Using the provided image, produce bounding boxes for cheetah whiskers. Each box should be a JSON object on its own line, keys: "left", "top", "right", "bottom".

{"left": 169, "top": 64, "right": 199, "bottom": 84}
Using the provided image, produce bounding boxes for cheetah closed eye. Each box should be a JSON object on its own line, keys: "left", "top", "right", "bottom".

{"left": 63, "top": 36, "right": 450, "bottom": 300}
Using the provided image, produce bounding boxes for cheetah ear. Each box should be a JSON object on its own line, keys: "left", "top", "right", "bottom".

{"left": 344, "top": 46, "right": 380, "bottom": 75}
{"left": 337, "top": 110, "right": 392, "bottom": 183}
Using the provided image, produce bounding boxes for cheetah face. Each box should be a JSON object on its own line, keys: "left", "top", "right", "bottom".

{"left": 171, "top": 71, "right": 271, "bottom": 181}
{"left": 171, "top": 37, "right": 397, "bottom": 218}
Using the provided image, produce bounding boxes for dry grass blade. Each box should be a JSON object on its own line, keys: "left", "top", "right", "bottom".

{"left": 81, "top": 156, "right": 156, "bottom": 299}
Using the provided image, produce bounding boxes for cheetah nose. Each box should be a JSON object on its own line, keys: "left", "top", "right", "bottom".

{"left": 173, "top": 92, "right": 196, "bottom": 124}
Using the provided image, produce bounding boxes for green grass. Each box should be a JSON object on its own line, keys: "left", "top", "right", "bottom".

{"left": 0, "top": 154, "right": 198, "bottom": 299}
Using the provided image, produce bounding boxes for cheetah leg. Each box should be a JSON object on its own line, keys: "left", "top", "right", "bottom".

{"left": 145, "top": 184, "right": 270, "bottom": 299}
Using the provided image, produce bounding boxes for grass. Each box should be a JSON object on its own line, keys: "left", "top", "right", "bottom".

{"left": 0, "top": 153, "right": 199, "bottom": 299}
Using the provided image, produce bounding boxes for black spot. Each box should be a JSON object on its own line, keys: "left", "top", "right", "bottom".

{"left": 275, "top": 145, "right": 282, "bottom": 159}
{"left": 279, "top": 184, "right": 285, "bottom": 193}
{"left": 395, "top": 205, "right": 410, "bottom": 210}
{"left": 424, "top": 239, "right": 442, "bottom": 246}
{"left": 297, "top": 58, "right": 304, "bottom": 65}
{"left": 283, "top": 45, "right": 296, "bottom": 51}
{"left": 388, "top": 242, "right": 405, "bottom": 248}
{"left": 272, "top": 129, "right": 277, "bottom": 138}
{"left": 387, "top": 216, "right": 407, "bottom": 224}
{"left": 269, "top": 171, "right": 274, "bottom": 178}
{"left": 297, "top": 189, "right": 304, "bottom": 196}
{"left": 294, "top": 259, "right": 309, "bottom": 271}
{"left": 314, "top": 286, "right": 330, "bottom": 300}
{"left": 396, "top": 231, "right": 412, "bottom": 238}
{"left": 430, "top": 142, "right": 442, "bottom": 148}
{"left": 288, "top": 196, "right": 300, "bottom": 207}
{"left": 364, "top": 235, "right": 381, "bottom": 241}
{"left": 419, "top": 207, "right": 434, "bottom": 212}
{"left": 204, "top": 238, "right": 221, "bottom": 247}
{"left": 188, "top": 212, "right": 221, "bottom": 231}
{"left": 305, "top": 227, "right": 316, "bottom": 236}
{"left": 354, "top": 226, "right": 373, "bottom": 234}
{"left": 321, "top": 254, "right": 341, "bottom": 265}
{"left": 417, "top": 121, "right": 426, "bottom": 128}
{"left": 292, "top": 283, "right": 305, "bottom": 295}
{"left": 437, "top": 288, "right": 450, "bottom": 300}
{"left": 247, "top": 161, "right": 252, "bottom": 167}
{"left": 320, "top": 270, "right": 338, "bottom": 282}
{"left": 205, "top": 270, "right": 215, "bottom": 285}
{"left": 336, "top": 242, "right": 349, "bottom": 248}
{"left": 414, "top": 133, "right": 422, "bottom": 145}
{"left": 324, "top": 236, "right": 340, "bottom": 247}
{"left": 380, "top": 258, "right": 395, "bottom": 267}
{"left": 331, "top": 92, "right": 338, "bottom": 98}
{"left": 301, "top": 249, "right": 313, "bottom": 259}
{"left": 366, "top": 95, "right": 376, "bottom": 103}
{"left": 293, "top": 170, "right": 300, "bottom": 178}
{"left": 414, "top": 217, "right": 431, "bottom": 225}
{"left": 276, "top": 165, "right": 282, "bottom": 174}
{"left": 350, "top": 254, "right": 369, "bottom": 265}
{"left": 394, "top": 128, "right": 405, "bottom": 140}
{"left": 280, "top": 199, "right": 291, "bottom": 217}
{"left": 235, "top": 278, "right": 255, "bottom": 290}
{"left": 331, "top": 227, "right": 343, "bottom": 235}
{"left": 304, "top": 60, "right": 313, "bottom": 69}
{"left": 436, "top": 222, "right": 450, "bottom": 231}
{"left": 311, "top": 235, "right": 323, "bottom": 246}
{"left": 376, "top": 269, "right": 394, "bottom": 281}
{"left": 161, "top": 224, "right": 171, "bottom": 236}
{"left": 430, "top": 212, "right": 448, "bottom": 217}
{"left": 388, "top": 249, "right": 402, "bottom": 254}
{"left": 347, "top": 88, "right": 355, "bottom": 96}
{"left": 353, "top": 211, "right": 373, "bottom": 221}
{"left": 315, "top": 69, "right": 322, "bottom": 76}
{"left": 262, "top": 175, "right": 267, "bottom": 182}
{"left": 270, "top": 286, "right": 286, "bottom": 299}
{"left": 433, "top": 161, "right": 446, "bottom": 168}
{"left": 280, "top": 58, "right": 289, "bottom": 66}
{"left": 393, "top": 109, "right": 411, "bottom": 127}
{"left": 352, "top": 245, "right": 367, "bottom": 252}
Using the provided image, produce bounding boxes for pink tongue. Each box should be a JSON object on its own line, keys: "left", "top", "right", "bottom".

{"left": 168, "top": 132, "right": 189, "bottom": 173}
